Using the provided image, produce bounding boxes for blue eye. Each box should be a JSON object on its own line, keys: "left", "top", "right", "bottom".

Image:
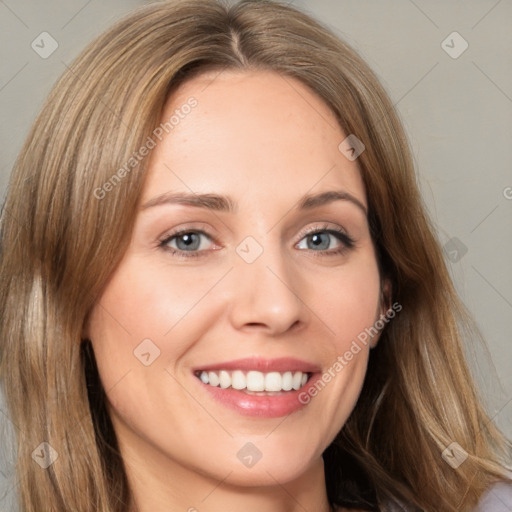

{"left": 296, "top": 226, "right": 355, "bottom": 256}
{"left": 158, "top": 224, "right": 355, "bottom": 259}
{"left": 159, "top": 230, "right": 212, "bottom": 258}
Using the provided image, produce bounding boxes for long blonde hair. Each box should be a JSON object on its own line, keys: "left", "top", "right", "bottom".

{"left": 0, "top": 1, "right": 510, "bottom": 511}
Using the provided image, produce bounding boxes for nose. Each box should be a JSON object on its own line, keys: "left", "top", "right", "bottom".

{"left": 226, "top": 241, "right": 308, "bottom": 336}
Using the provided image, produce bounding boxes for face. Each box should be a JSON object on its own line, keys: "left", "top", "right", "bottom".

{"left": 86, "top": 70, "right": 386, "bottom": 490}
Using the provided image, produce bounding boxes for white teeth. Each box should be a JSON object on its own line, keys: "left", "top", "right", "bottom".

{"left": 282, "top": 371, "right": 293, "bottom": 391}
{"left": 292, "top": 371, "right": 303, "bottom": 390}
{"left": 265, "top": 372, "right": 282, "bottom": 392}
{"left": 231, "top": 370, "right": 246, "bottom": 390}
{"left": 219, "top": 370, "right": 231, "bottom": 389}
{"left": 208, "top": 371, "right": 219, "bottom": 387}
{"left": 246, "top": 371, "right": 265, "bottom": 391}
{"left": 197, "top": 370, "right": 310, "bottom": 392}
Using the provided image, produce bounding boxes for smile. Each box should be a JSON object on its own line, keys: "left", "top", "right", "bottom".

{"left": 195, "top": 370, "right": 310, "bottom": 393}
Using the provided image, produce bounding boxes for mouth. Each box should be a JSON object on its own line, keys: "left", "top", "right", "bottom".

{"left": 191, "top": 357, "right": 322, "bottom": 418}
{"left": 194, "top": 369, "right": 312, "bottom": 395}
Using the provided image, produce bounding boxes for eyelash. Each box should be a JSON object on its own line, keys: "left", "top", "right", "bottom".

{"left": 158, "top": 223, "right": 355, "bottom": 259}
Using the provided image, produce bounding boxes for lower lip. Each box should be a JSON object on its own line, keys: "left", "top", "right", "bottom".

{"left": 194, "top": 373, "right": 322, "bottom": 418}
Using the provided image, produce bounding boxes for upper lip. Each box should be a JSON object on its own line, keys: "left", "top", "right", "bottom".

{"left": 193, "top": 357, "right": 321, "bottom": 374}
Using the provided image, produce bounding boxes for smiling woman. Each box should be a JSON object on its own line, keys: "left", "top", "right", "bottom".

{"left": 0, "top": 1, "right": 511, "bottom": 512}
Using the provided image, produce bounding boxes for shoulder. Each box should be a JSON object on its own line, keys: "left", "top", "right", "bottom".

{"left": 333, "top": 482, "right": 512, "bottom": 511}
{"left": 471, "top": 481, "right": 512, "bottom": 511}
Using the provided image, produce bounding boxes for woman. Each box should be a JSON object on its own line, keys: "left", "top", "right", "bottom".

{"left": 0, "top": 0, "right": 510, "bottom": 511}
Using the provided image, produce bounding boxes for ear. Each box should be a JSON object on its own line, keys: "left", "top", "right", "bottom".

{"left": 81, "top": 312, "right": 91, "bottom": 341}
{"left": 370, "top": 277, "right": 392, "bottom": 349}
{"left": 380, "top": 277, "right": 392, "bottom": 316}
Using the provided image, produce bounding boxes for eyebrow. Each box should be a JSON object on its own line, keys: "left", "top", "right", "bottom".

{"left": 140, "top": 189, "right": 367, "bottom": 215}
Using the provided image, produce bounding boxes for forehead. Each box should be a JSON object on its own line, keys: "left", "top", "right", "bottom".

{"left": 142, "top": 69, "right": 366, "bottom": 211}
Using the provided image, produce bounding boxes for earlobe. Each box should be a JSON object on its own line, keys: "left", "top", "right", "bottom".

{"left": 380, "top": 277, "right": 392, "bottom": 317}
{"left": 81, "top": 315, "right": 91, "bottom": 341}
{"left": 370, "top": 277, "right": 392, "bottom": 349}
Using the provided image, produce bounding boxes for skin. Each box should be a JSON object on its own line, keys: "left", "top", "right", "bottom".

{"left": 85, "top": 70, "right": 387, "bottom": 512}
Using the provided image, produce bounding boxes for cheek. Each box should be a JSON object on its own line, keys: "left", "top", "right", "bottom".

{"left": 303, "top": 250, "right": 381, "bottom": 419}
{"left": 86, "top": 254, "right": 234, "bottom": 413}
{"left": 89, "top": 256, "right": 219, "bottom": 353}
{"left": 313, "top": 250, "right": 382, "bottom": 347}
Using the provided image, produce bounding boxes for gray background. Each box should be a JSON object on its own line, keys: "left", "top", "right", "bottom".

{"left": 1, "top": 0, "right": 511, "bottom": 509}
